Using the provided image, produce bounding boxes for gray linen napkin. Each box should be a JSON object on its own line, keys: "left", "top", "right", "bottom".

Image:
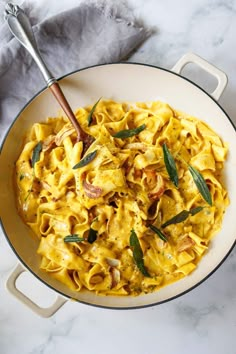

{"left": 0, "top": 0, "right": 150, "bottom": 143}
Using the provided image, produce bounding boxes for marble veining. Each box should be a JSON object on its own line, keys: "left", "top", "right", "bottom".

{"left": 0, "top": 0, "right": 236, "bottom": 354}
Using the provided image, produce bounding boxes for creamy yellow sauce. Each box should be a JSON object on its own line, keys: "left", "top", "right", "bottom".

{"left": 15, "top": 100, "right": 229, "bottom": 296}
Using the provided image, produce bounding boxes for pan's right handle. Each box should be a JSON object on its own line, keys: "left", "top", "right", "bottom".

{"left": 171, "top": 52, "right": 228, "bottom": 101}
{"left": 6, "top": 263, "right": 67, "bottom": 317}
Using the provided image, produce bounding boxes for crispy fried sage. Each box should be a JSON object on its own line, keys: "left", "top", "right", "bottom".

{"left": 87, "top": 228, "right": 97, "bottom": 244}
{"left": 25, "top": 141, "right": 43, "bottom": 201}
{"left": 162, "top": 143, "right": 178, "bottom": 187}
{"left": 188, "top": 165, "right": 212, "bottom": 206}
{"left": 149, "top": 224, "right": 168, "bottom": 242}
{"left": 87, "top": 98, "right": 102, "bottom": 126}
{"left": 64, "top": 234, "right": 85, "bottom": 243}
{"left": 113, "top": 124, "right": 146, "bottom": 139}
{"left": 130, "top": 229, "right": 150, "bottom": 277}
{"left": 32, "top": 141, "right": 43, "bottom": 168}
{"left": 161, "top": 206, "right": 204, "bottom": 228}
{"left": 73, "top": 150, "right": 97, "bottom": 169}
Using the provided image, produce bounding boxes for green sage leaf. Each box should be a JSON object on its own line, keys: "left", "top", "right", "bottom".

{"left": 64, "top": 234, "right": 85, "bottom": 243}
{"left": 189, "top": 206, "right": 204, "bottom": 216}
{"left": 88, "top": 228, "right": 97, "bottom": 244}
{"left": 87, "top": 98, "right": 102, "bottom": 126}
{"left": 32, "top": 141, "right": 42, "bottom": 168}
{"left": 113, "top": 124, "right": 146, "bottom": 139}
{"left": 149, "top": 224, "right": 168, "bottom": 242}
{"left": 19, "top": 174, "right": 25, "bottom": 181}
{"left": 25, "top": 142, "right": 42, "bottom": 201}
{"left": 162, "top": 143, "right": 178, "bottom": 187}
{"left": 162, "top": 210, "right": 189, "bottom": 228}
{"left": 24, "top": 188, "right": 32, "bottom": 202}
{"left": 162, "top": 206, "right": 204, "bottom": 228}
{"left": 73, "top": 150, "right": 97, "bottom": 169}
{"left": 188, "top": 165, "right": 212, "bottom": 206}
{"left": 130, "top": 229, "right": 150, "bottom": 277}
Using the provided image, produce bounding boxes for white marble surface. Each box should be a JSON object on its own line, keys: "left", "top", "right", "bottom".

{"left": 0, "top": 1, "right": 236, "bottom": 353}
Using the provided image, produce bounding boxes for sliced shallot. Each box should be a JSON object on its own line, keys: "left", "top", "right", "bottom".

{"left": 42, "top": 135, "right": 56, "bottom": 151}
{"left": 83, "top": 179, "right": 103, "bottom": 199}
{"left": 55, "top": 127, "right": 75, "bottom": 146}
{"left": 111, "top": 268, "right": 120, "bottom": 288}
{"left": 148, "top": 173, "right": 165, "bottom": 201}
{"left": 106, "top": 257, "right": 120, "bottom": 267}
{"left": 177, "top": 236, "right": 195, "bottom": 253}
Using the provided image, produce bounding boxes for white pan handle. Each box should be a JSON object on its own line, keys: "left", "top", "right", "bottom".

{"left": 6, "top": 263, "right": 67, "bottom": 317}
{"left": 171, "top": 52, "right": 228, "bottom": 101}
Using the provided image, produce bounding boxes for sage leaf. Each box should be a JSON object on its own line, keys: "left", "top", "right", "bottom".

{"left": 19, "top": 174, "right": 24, "bottom": 181}
{"left": 88, "top": 228, "right": 97, "bottom": 244}
{"left": 162, "top": 143, "right": 178, "bottom": 187}
{"left": 73, "top": 150, "right": 97, "bottom": 169}
{"left": 130, "top": 229, "right": 150, "bottom": 277}
{"left": 25, "top": 142, "right": 42, "bottom": 201}
{"left": 24, "top": 188, "right": 32, "bottom": 202}
{"left": 162, "top": 210, "right": 189, "bottom": 228}
{"left": 64, "top": 234, "right": 85, "bottom": 243}
{"left": 149, "top": 224, "right": 168, "bottom": 242}
{"left": 87, "top": 98, "right": 102, "bottom": 126}
{"left": 32, "top": 141, "right": 42, "bottom": 168}
{"left": 189, "top": 206, "right": 204, "bottom": 216}
{"left": 188, "top": 165, "right": 212, "bottom": 206}
{"left": 113, "top": 124, "right": 146, "bottom": 139}
{"left": 162, "top": 206, "right": 204, "bottom": 228}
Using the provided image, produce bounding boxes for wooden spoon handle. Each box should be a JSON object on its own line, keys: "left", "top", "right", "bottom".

{"left": 49, "top": 82, "right": 84, "bottom": 140}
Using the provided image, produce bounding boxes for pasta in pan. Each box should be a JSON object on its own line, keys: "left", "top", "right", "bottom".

{"left": 15, "top": 100, "right": 229, "bottom": 296}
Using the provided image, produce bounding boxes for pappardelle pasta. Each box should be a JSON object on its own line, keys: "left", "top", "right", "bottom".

{"left": 15, "top": 100, "right": 229, "bottom": 296}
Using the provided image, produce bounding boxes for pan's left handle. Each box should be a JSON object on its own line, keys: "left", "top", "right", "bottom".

{"left": 171, "top": 52, "right": 228, "bottom": 101}
{"left": 6, "top": 263, "right": 67, "bottom": 317}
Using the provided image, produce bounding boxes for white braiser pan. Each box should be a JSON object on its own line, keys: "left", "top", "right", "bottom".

{"left": 0, "top": 53, "right": 236, "bottom": 317}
